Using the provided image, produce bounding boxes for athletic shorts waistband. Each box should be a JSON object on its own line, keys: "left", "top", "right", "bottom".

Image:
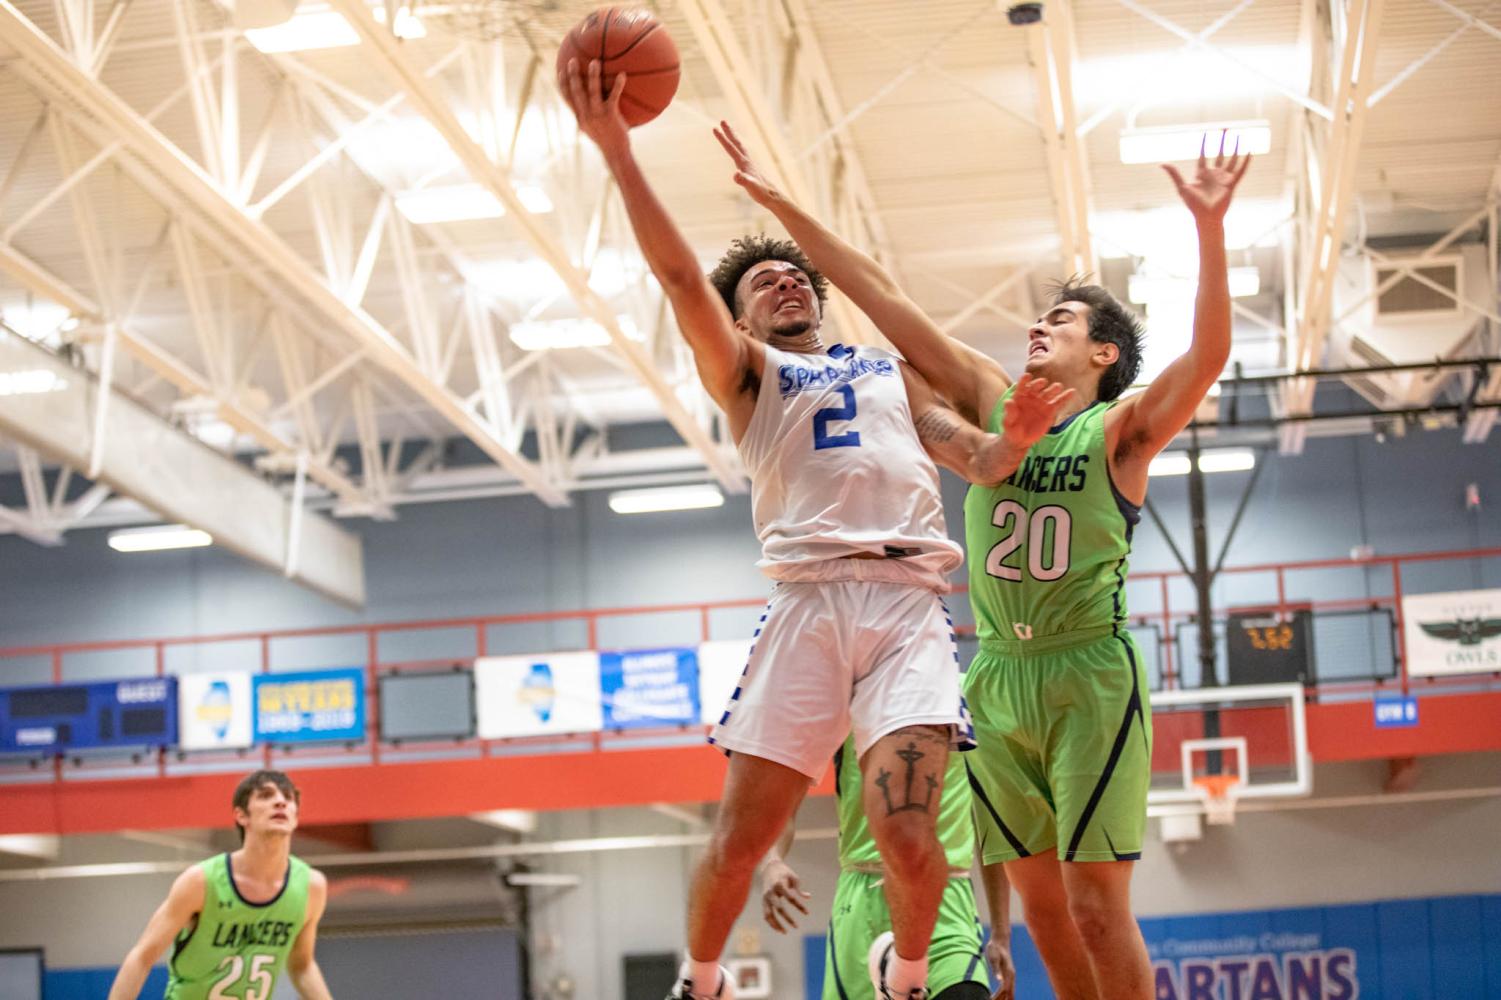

{"left": 843, "top": 863, "right": 973, "bottom": 879}
{"left": 977, "top": 623, "right": 1118, "bottom": 657}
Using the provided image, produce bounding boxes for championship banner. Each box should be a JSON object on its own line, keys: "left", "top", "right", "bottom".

{"left": 599, "top": 647, "right": 699, "bottom": 729}
{"left": 474, "top": 652, "right": 603, "bottom": 739}
{"left": 0, "top": 676, "right": 176, "bottom": 752}
{"left": 1401, "top": 587, "right": 1501, "bottom": 676}
{"left": 697, "top": 639, "right": 753, "bottom": 725}
{"left": 177, "top": 672, "right": 253, "bottom": 750}
{"left": 252, "top": 668, "right": 364, "bottom": 744}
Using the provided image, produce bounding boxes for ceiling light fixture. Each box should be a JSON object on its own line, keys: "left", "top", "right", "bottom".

{"left": 108, "top": 525, "right": 214, "bottom": 553}
{"left": 394, "top": 183, "right": 552, "bottom": 225}
{"left": 608, "top": 484, "right": 725, "bottom": 515}
{"left": 244, "top": 4, "right": 424, "bottom": 53}
{"left": 1128, "top": 266, "right": 1262, "bottom": 304}
{"left": 1147, "top": 448, "right": 1257, "bottom": 477}
{"left": 508, "top": 315, "right": 641, "bottom": 351}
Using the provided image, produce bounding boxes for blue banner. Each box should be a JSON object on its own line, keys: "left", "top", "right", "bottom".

{"left": 598, "top": 647, "right": 699, "bottom": 729}
{"left": 0, "top": 676, "right": 176, "bottom": 752}
{"left": 252, "top": 668, "right": 364, "bottom": 744}
{"left": 804, "top": 894, "right": 1501, "bottom": 1000}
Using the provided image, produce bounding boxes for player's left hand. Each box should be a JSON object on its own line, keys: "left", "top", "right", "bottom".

{"left": 559, "top": 58, "right": 630, "bottom": 159}
{"left": 759, "top": 858, "right": 811, "bottom": 933}
{"left": 986, "top": 935, "right": 1017, "bottom": 1000}
{"left": 713, "top": 121, "right": 781, "bottom": 208}
{"left": 1163, "top": 130, "right": 1252, "bottom": 223}
{"left": 1001, "top": 373, "right": 1075, "bottom": 449}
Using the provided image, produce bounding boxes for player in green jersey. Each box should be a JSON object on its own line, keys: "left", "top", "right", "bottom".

{"left": 716, "top": 127, "right": 1250, "bottom": 999}
{"left": 108, "top": 770, "right": 333, "bottom": 1000}
{"left": 760, "top": 736, "right": 1016, "bottom": 1000}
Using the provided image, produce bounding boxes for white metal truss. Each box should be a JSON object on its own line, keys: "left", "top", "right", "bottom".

{"left": 1025, "top": 0, "right": 1096, "bottom": 279}
{"left": 324, "top": 0, "right": 744, "bottom": 491}
{"left": 677, "top": 0, "right": 893, "bottom": 351}
{"left": 1280, "top": 0, "right": 1387, "bottom": 453}
{"left": 0, "top": 0, "right": 567, "bottom": 505}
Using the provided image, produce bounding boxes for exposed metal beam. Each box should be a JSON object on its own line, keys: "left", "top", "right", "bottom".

{"left": 1281, "top": 0, "right": 1386, "bottom": 453}
{"left": 325, "top": 0, "right": 743, "bottom": 493}
{"left": 1025, "top": 0, "right": 1096, "bottom": 278}
{"left": 677, "top": 0, "right": 880, "bottom": 349}
{"left": 0, "top": 0, "right": 565, "bottom": 505}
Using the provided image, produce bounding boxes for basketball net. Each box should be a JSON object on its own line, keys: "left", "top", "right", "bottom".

{"left": 1192, "top": 774, "right": 1242, "bottom": 826}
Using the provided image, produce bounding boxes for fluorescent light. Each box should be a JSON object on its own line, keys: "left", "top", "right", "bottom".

{"left": 1198, "top": 448, "right": 1257, "bottom": 473}
{"left": 394, "top": 183, "right": 551, "bottom": 224}
{"left": 374, "top": 5, "right": 426, "bottom": 38}
{"left": 1148, "top": 449, "right": 1257, "bottom": 477}
{"left": 1120, "top": 121, "right": 1272, "bottom": 164}
{"left": 509, "top": 315, "right": 641, "bottom": 351}
{"left": 245, "top": 9, "right": 358, "bottom": 52}
{"left": 108, "top": 525, "right": 214, "bottom": 553}
{"left": 1128, "top": 267, "right": 1261, "bottom": 304}
{"left": 2, "top": 301, "right": 71, "bottom": 342}
{"left": 0, "top": 369, "right": 67, "bottom": 396}
{"left": 1076, "top": 46, "right": 1305, "bottom": 109}
{"left": 608, "top": 484, "right": 725, "bottom": 514}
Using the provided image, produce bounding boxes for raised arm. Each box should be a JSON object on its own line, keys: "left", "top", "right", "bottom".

{"left": 286, "top": 870, "right": 334, "bottom": 1000}
{"left": 107, "top": 866, "right": 205, "bottom": 1000}
{"left": 715, "top": 122, "right": 1009, "bottom": 426}
{"left": 560, "top": 63, "right": 757, "bottom": 417}
{"left": 1109, "top": 136, "right": 1250, "bottom": 492}
{"left": 903, "top": 365, "right": 1073, "bottom": 487}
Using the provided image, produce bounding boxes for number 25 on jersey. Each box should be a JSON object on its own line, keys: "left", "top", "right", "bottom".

{"left": 985, "top": 500, "right": 1072, "bottom": 582}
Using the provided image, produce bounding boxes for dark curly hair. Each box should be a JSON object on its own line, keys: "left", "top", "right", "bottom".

{"left": 1047, "top": 277, "right": 1146, "bottom": 402}
{"left": 707, "top": 235, "right": 829, "bottom": 320}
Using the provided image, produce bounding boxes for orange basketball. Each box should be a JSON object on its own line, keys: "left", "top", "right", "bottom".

{"left": 557, "top": 7, "right": 681, "bottom": 127}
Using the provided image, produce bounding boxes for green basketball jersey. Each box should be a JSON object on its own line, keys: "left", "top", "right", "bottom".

{"left": 834, "top": 735, "right": 973, "bottom": 871}
{"left": 165, "top": 853, "right": 310, "bottom": 1000}
{"left": 963, "top": 389, "right": 1140, "bottom": 643}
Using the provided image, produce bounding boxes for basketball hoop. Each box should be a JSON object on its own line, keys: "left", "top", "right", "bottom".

{"left": 1192, "top": 774, "right": 1243, "bottom": 826}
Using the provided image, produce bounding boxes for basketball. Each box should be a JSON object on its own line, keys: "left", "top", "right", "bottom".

{"left": 557, "top": 7, "right": 681, "bottom": 127}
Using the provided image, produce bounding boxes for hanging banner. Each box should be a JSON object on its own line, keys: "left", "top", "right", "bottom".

{"left": 697, "top": 639, "right": 753, "bottom": 725}
{"left": 1401, "top": 588, "right": 1501, "bottom": 676}
{"left": 177, "top": 672, "right": 254, "bottom": 750}
{"left": 599, "top": 647, "right": 699, "bottom": 729}
{"left": 0, "top": 676, "right": 177, "bottom": 752}
{"left": 474, "top": 652, "right": 603, "bottom": 739}
{"left": 252, "top": 668, "right": 364, "bottom": 743}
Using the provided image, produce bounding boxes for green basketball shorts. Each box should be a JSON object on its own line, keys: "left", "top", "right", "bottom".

{"left": 822, "top": 871, "right": 987, "bottom": 999}
{"left": 961, "top": 625, "right": 1152, "bottom": 864}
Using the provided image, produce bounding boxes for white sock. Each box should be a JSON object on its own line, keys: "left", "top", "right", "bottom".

{"left": 885, "top": 951, "right": 928, "bottom": 996}
{"left": 682, "top": 959, "right": 721, "bottom": 995}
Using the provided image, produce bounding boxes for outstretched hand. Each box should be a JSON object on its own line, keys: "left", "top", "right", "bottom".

{"left": 1162, "top": 131, "right": 1252, "bottom": 223}
{"left": 713, "top": 121, "right": 780, "bottom": 207}
{"left": 1002, "top": 374, "right": 1075, "bottom": 449}
{"left": 558, "top": 58, "right": 630, "bottom": 159}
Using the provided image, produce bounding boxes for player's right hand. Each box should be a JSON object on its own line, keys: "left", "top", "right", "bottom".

{"left": 985, "top": 936, "right": 1017, "bottom": 1000}
{"left": 759, "top": 859, "right": 811, "bottom": 933}
{"left": 558, "top": 58, "right": 630, "bottom": 158}
{"left": 1001, "top": 373, "right": 1075, "bottom": 449}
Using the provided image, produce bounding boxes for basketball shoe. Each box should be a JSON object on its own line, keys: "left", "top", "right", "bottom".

{"left": 666, "top": 965, "right": 735, "bottom": 1000}
{"left": 868, "top": 931, "right": 930, "bottom": 1000}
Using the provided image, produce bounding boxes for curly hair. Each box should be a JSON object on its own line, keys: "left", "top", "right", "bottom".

{"left": 707, "top": 235, "right": 829, "bottom": 320}
{"left": 1047, "top": 277, "right": 1146, "bottom": 401}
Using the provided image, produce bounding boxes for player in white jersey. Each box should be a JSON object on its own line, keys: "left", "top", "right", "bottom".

{"left": 561, "top": 61, "right": 1072, "bottom": 1000}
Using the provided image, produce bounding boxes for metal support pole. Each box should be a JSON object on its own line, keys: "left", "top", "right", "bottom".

{"left": 1187, "top": 426, "right": 1219, "bottom": 690}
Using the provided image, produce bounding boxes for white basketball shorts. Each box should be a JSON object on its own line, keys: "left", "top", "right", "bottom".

{"left": 708, "top": 580, "right": 974, "bottom": 781}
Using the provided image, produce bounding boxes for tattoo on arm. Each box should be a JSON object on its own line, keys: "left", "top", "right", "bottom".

{"left": 914, "top": 407, "right": 960, "bottom": 444}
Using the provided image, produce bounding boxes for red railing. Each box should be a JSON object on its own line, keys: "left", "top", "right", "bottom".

{"left": 1, "top": 545, "right": 1497, "bottom": 781}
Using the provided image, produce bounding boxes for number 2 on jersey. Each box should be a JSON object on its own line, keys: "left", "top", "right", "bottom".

{"left": 812, "top": 384, "right": 861, "bottom": 450}
{"left": 209, "top": 954, "right": 275, "bottom": 1000}
{"left": 985, "top": 500, "right": 1072, "bottom": 582}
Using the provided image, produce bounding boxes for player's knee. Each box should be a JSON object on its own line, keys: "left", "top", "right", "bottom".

{"left": 934, "top": 982, "right": 989, "bottom": 1000}
{"left": 1065, "top": 890, "right": 1125, "bottom": 948}
{"left": 868, "top": 813, "right": 940, "bottom": 876}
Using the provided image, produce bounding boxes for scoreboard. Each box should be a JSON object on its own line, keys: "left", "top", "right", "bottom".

{"left": 1226, "top": 609, "right": 1316, "bottom": 685}
{"left": 0, "top": 676, "right": 177, "bottom": 753}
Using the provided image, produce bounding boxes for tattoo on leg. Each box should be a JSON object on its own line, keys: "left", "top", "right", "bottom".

{"left": 875, "top": 741, "right": 940, "bottom": 816}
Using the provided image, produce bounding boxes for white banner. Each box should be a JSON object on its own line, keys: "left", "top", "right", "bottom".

{"left": 177, "top": 672, "right": 253, "bottom": 750}
{"left": 697, "top": 639, "right": 753, "bottom": 725}
{"left": 1402, "top": 588, "right": 1501, "bottom": 676}
{"left": 474, "top": 652, "right": 603, "bottom": 739}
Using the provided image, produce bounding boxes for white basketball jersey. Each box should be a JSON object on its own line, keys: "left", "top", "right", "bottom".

{"left": 736, "top": 343, "right": 962, "bottom": 590}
